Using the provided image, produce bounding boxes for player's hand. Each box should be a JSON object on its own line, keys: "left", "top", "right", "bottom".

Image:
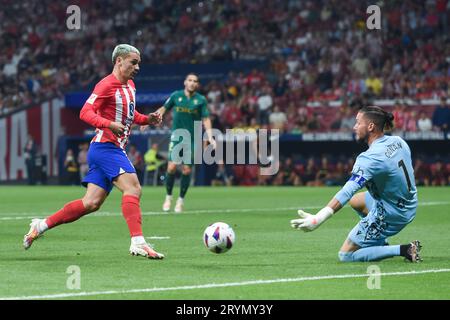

{"left": 291, "top": 207, "right": 334, "bottom": 232}
{"left": 148, "top": 112, "right": 162, "bottom": 125}
{"left": 109, "top": 122, "right": 125, "bottom": 136}
{"left": 290, "top": 210, "right": 319, "bottom": 232}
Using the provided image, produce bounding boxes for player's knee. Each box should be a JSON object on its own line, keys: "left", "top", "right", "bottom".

{"left": 83, "top": 198, "right": 103, "bottom": 212}
{"left": 338, "top": 251, "right": 354, "bottom": 262}
{"left": 167, "top": 165, "right": 177, "bottom": 174}
{"left": 127, "top": 184, "right": 142, "bottom": 198}
{"left": 182, "top": 167, "right": 192, "bottom": 175}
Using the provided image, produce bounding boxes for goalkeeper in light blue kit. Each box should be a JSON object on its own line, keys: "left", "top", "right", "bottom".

{"left": 291, "top": 106, "right": 422, "bottom": 262}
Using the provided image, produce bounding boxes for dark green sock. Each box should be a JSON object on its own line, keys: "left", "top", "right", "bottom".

{"left": 165, "top": 172, "right": 175, "bottom": 196}
{"left": 180, "top": 173, "right": 192, "bottom": 198}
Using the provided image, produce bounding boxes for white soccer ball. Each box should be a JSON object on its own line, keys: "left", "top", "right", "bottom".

{"left": 203, "top": 222, "right": 235, "bottom": 254}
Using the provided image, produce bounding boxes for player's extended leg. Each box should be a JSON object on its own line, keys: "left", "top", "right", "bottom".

{"left": 163, "top": 161, "right": 177, "bottom": 212}
{"left": 23, "top": 183, "right": 108, "bottom": 250}
{"left": 338, "top": 238, "right": 422, "bottom": 262}
{"left": 114, "top": 172, "right": 164, "bottom": 259}
{"left": 175, "top": 165, "right": 192, "bottom": 213}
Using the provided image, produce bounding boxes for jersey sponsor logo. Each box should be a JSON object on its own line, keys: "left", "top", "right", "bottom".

{"left": 175, "top": 106, "right": 199, "bottom": 115}
{"left": 86, "top": 93, "right": 98, "bottom": 104}
{"left": 129, "top": 101, "right": 135, "bottom": 117}
{"left": 349, "top": 173, "right": 367, "bottom": 187}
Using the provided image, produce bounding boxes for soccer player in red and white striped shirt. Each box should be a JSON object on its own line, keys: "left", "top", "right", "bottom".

{"left": 23, "top": 44, "right": 164, "bottom": 259}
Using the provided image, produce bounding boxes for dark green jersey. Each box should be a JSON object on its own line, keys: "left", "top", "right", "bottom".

{"left": 164, "top": 90, "right": 209, "bottom": 139}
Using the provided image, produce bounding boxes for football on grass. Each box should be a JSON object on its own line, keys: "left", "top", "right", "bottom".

{"left": 203, "top": 222, "right": 235, "bottom": 254}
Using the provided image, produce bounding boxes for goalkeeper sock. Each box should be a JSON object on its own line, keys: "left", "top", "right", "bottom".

{"left": 165, "top": 172, "right": 175, "bottom": 196}
{"left": 46, "top": 199, "right": 87, "bottom": 229}
{"left": 339, "top": 245, "right": 400, "bottom": 262}
{"left": 180, "top": 173, "right": 191, "bottom": 198}
{"left": 122, "top": 195, "right": 143, "bottom": 237}
{"left": 399, "top": 244, "right": 410, "bottom": 257}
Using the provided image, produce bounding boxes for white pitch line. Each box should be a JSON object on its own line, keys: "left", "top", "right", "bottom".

{"left": 146, "top": 236, "right": 170, "bottom": 240}
{"left": 0, "top": 201, "right": 449, "bottom": 221}
{"left": 1, "top": 268, "right": 449, "bottom": 300}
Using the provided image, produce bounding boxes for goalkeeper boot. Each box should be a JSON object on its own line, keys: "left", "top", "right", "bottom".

{"left": 404, "top": 240, "right": 422, "bottom": 262}
{"left": 23, "top": 218, "right": 45, "bottom": 250}
{"left": 174, "top": 197, "right": 184, "bottom": 213}
{"left": 130, "top": 242, "right": 165, "bottom": 259}
{"left": 162, "top": 195, "right": 172, "bottom": 212}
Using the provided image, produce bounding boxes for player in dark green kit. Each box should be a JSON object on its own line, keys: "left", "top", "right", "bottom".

{"left": 156, "top": 73, "right": 215, "bottom": 212}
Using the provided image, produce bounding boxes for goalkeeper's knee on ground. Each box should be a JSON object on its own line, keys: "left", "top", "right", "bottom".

{"left": 338, "top": 251, "right": 354, "bottom": 262}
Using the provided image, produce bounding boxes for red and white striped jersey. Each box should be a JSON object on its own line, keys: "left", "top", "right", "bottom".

{"left": 80, "top": 73, "right": 148, "bottom": 149}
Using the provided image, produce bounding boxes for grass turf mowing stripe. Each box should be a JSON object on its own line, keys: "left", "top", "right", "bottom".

{"left": 2, "top": 269, "right": 449, "bottom": 300}
{"left": 1, "top": 201, "right": 449, "bottom": 221}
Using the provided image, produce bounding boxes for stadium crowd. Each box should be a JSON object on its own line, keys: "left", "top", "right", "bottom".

{"left": 2, "top": 0, "right": 450, "bottom": 186}
{"left": 1, "top": 0, "right": 450, "bottom": 128}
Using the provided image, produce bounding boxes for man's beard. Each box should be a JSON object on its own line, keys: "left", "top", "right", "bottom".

{"left": 356, "top": 133, "right": 368, "bottom": 144}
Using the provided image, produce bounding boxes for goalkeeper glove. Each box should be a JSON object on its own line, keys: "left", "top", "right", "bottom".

{"left": 290, "top": 207, "right": 334, "bottom": 232}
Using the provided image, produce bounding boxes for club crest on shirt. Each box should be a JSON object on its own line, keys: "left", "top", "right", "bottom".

{"left": 178, "top": 97, "right": 183, "bottom": 102}
{"left": 86, "top": 93, "right": 98, "bottom": 104}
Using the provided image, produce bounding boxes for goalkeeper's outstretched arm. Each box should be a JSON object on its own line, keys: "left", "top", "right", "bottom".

{"left": 291, "top": 176, "right": 365, "bottom": 232}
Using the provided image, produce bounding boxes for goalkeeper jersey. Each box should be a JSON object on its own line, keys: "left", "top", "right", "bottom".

{"left": 335, "top": 135, "right": 418, "bottom": 223}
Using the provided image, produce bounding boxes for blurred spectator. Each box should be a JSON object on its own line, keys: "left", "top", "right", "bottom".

{"left": 127, "top": 145, "right": 145, "bottom": 185}
{"left": 64, "top": 149, "right": 80, "bottom": 185}
{"left": 325, "top": 161, "right": 347, "bottom": 186}
{"left": 340, "top": 107, "right": 356, "bottom": 132}
{"left": 365, "top": 71, "right": 383, "bottom": 96}
{"left": 24, "top": 135, "right": 37, "bottom": 185}
{"left": 307, "top": 113, "right": 322, "bottom": 131}
{"left": 403, "top": 110, "right": 418, "bottom": 132}
{"left": 417, "top": 112, "right": 433, "bottom": 132}
{"left": 268, "top": 105, "right": 287, "bottom": 131}
{"left": 211, "top": 163, "right": 233, "bottom": 186}
{"left": 301, "top": 157, "right": 317, "bottom": 186}
{"left": 392, "top": 103, "right": 406, "bottom": 130}
{"left": 430, "top": 161, "right": 448, "bottom": 186}
{"left": 256, "top": 87, "right": 273, "bottom": 125}
{"left": 313, "top": 156, "right": 332, "bottom": 186}
{"left": 414, "top": 159, "right": 431, "bottom": 186}
{"left": 273, "top": 157, "right": 301, "bottom": 186}
{"left": 144, "top": 143, "right": 165, "bottom": 185}
{"left": 77, "top": 142, "right": 89, "bottom": 181}
{"left": 432, "top": 97, "right": 450, "bottom": 131}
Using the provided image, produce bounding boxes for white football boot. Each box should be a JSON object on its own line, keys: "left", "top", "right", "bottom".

{"left": 174, "top": 198, "right": 184, "bottom": 213}
{"left": 162, "top": 195, "right": 172, "bottom": 212}
{"left": 23, "top": 218, "right": 45, "bottom": 250}
{"left": 129, "top": 242, "right": 165, "bottom": 259}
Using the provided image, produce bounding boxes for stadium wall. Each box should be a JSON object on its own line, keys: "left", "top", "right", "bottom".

{"left": 0, "top": 99, "right": 64, "bottom": 182}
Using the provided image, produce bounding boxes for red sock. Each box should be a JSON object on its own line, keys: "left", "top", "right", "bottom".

{"left": 122, "top": 195, "right": 143, "bottom": 237}
{"left": 46, "top": 199, "right": 87, "bottom": 229}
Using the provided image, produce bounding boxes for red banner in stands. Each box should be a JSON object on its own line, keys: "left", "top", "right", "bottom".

{"left": 0, "top": 99, "right": 64, "bottom": 181}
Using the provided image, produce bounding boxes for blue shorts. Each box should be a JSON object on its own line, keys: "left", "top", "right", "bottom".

{"left": 82, "top": 142, "right": 136, "bottom": 193}
{"left": 348, "top": 192, "right": 408, "bottom": 247}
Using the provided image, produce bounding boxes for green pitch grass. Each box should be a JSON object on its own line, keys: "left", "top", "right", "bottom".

{"left": 0, "top": 186, "right": 449, "bottom": 300}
